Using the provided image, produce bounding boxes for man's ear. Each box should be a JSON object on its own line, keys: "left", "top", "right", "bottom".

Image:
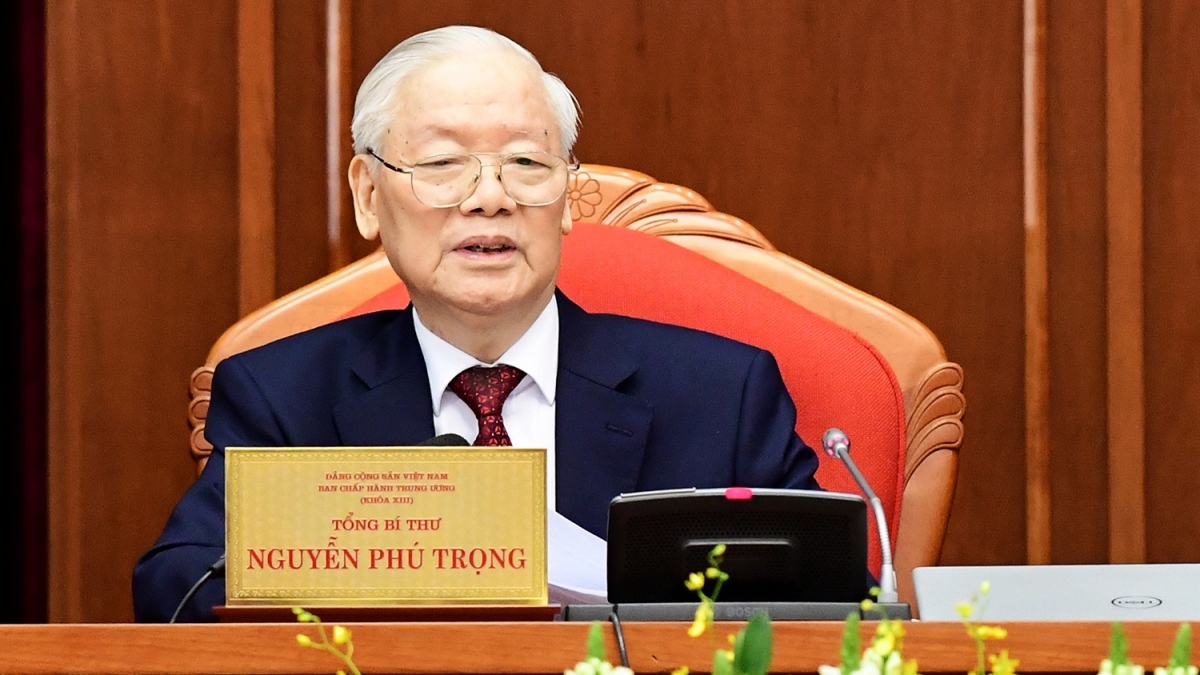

{"left": 348, "top": 155, "right": 380, "bottom": 240}
{"left": 560, "top": 203, "right": 573, "bottom": 235}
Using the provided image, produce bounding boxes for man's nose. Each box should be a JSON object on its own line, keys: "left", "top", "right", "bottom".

{"left": 459, "top": 164, "right": 516, "bottom": 215}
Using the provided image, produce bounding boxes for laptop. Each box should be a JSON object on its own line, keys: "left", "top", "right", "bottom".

{"left": 913, "top": 563, "right": 1200, "bottom": 621}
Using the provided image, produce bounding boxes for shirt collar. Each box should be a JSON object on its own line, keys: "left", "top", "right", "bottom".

{"left": 412, "top": 297, "right": 560, "bottom": 414}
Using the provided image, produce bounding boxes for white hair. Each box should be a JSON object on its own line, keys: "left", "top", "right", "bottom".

{"left": 351, "top": 26, "right": 580, "bottom": 157}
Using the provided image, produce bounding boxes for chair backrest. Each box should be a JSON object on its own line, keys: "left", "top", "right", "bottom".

{"left": 187, "top": 164, "right": 964, "bottom": 608}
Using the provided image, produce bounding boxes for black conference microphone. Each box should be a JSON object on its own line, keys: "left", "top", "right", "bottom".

{"left": 166, "top": 433, "right": 468, "bottom": 622}
{"left": 822, "top": 427, "right": 899, "bottom": 603}
{"left": 168, "top": 553, "right": 226, "bottom": 623}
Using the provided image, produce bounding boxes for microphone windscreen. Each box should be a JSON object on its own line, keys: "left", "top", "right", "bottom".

{"left": 414, "top": 433, "right": 471, "bottom": 447}
{"left": 821, "top": 428, "right": 849, "bottom": 457}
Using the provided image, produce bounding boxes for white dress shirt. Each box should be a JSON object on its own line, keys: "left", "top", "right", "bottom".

{"left": 412, "top": 297, "right": 559, "bottom": 511}
{"left": 412, "top": 298, "right": 607, "bottom": 597}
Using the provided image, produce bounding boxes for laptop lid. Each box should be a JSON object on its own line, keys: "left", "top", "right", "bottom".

{"left": 913, "top": 563, "right": 1200, "bottom": 621}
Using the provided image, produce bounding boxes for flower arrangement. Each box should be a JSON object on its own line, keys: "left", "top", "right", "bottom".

{"left": 292, "top": 607, "right": 360, "bottom": 675}
{"left": 562, "top": 622, "right": 634, "bottom": 675}
{"left": 1099, "top": 622, "right": 1195, "bottom": 675}
{"left": 817, "top": 597, "right": 915, "bottom": 675}
{"left": 812, "top": 580, "right": 1195, "bottom": 675}
{"left": 563, "top": 543, "right": 772, "bottom": 675}
{"left": 677, "top": 543, "right": 773, "bottom": 675}
{"left": 291, "top": 555, "right": 1197, "bottom": 675}
{"left": 811, "top": 581, "right": 1011, "bottom": 675}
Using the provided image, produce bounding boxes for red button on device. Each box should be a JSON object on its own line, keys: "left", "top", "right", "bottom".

{"left": 724, "top": 487, "right": 753, "bottom": 500}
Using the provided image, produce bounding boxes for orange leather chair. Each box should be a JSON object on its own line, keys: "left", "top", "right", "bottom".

{"left": 187, "top": 165, "right": 964, "bottom": 609}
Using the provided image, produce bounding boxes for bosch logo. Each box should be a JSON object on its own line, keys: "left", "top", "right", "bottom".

{"left": 719, "top": 605, "right": 760, "bottom": 619}
{"left": 1111, "top": 596, "right": 1162, "bottom": 609}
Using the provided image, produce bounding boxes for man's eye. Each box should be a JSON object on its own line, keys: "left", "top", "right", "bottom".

{"left": 509, "top": 155, "right": 550, "bottom": 169}
{"left": 418, "top": 156, "right": 469, "bottom": 169}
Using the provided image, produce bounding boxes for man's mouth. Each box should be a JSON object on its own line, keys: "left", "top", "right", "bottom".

{"left": 455, "top": 237, "right": 517, "bottom": 255}
{"left": 460, "top": 243, "right": 515, "bottom": 253}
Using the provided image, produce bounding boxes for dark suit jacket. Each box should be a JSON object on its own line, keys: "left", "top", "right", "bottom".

{"left": 133, "top": 292, "right": 819, "bottom": 621}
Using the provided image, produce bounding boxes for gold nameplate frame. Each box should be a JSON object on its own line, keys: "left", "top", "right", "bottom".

{"left": 225, "top": 447, "right": 546, "bottom": 606}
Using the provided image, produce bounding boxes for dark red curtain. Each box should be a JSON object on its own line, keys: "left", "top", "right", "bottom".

{"left": 0, "top": 0, "right": 46, "bottom": 623}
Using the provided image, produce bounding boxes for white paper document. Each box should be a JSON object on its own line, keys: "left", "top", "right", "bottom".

{"left": 547, "top": 511, "right": 607, "bottom": 604}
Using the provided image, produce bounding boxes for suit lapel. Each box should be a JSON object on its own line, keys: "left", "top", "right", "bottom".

{"left": 555, "top": 293, "right": 652, "bottom": 539}
{"left": 333, "top": 307, "right": 437, "bottom": 445}
{"left": 328, "top": 296, "right": 653, "bottom": 540}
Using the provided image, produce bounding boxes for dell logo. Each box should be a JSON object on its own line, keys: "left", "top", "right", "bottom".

{"left": 1112, "top": 596, "right": 1162, "bottom": 609}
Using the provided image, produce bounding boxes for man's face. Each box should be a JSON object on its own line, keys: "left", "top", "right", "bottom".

{"left": 350, "top": 52, "right": 572, "bottom": 326}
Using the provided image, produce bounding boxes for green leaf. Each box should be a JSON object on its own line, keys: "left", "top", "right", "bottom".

{"left": 732, "top": 611, "right": 773, "bottom": 675}
{"left": 1169, "top": 623, "right": 1192, "bottom": 669}
{"left": 1110, "top": 622, "right": 1130, "bottom": 666}
{"left": 840, "top": 611, "right": 862, "bottom": 675}
{"left": 713, "top": 649, "right": 735, "bottom": 675}
{"left": 586, "top": 621, "right": 606, "bottom": 661}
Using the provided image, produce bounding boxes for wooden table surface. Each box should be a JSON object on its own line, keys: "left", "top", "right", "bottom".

{"left": 0, "top": 620, "right": 1188, "bottom": 675}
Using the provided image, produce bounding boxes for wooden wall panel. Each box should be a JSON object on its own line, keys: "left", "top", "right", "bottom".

{"left": 1143, "top": 0, "right": 1200, "bottom": 563}
{"left": 1024, "top": 0, "right": 1050, "bottom": 565}
{"left": 47, "top": 0, "right": 240, "bottom": 622}
{"left": 325, "top": 0, "right": 358, "bottom": 271}
{"left": 237, "top": 0, "right": 276, "bottom": 316}
{"left": 1045, "top": 0, "right": 1109, "bottom": 563}
{"left": 1105, "top": 0, "right": 1146, "bottom": 564}
{"left": 274, "top": 0, "right": 332, "bottom": 297}
{"left": 349, "top": 0, "right": 1028, "bottom": 565}
{"left": 45, "top": 0, "right": 1200, "bottom": 623}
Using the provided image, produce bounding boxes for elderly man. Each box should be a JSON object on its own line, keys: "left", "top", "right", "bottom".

{"left": 133, "top": 25, "right": 820, "bottom": 622}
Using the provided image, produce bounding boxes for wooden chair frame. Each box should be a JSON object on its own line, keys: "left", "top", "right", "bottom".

{"left": 186, "top": 164, "right": 964, "bottom": 608}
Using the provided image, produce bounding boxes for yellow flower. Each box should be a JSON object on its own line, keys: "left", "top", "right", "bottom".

{"left": 989, "top": 649, "right": 1019, "bottom": 675}
{"left": 872, "top": 631, "right": 896, "bottom": 655}
{"left": 980, "top": 581, "right": 991, "bottom": 594}
{"left": 879, "top": 620, "right": 906, "bottom": 640}
{"left": 295, "top": 634, "right": 313, "bottom": 647}
{"left": 685, "top": 572, "right": 705, "bottom": 591}
{"left": 706, "top": 567, "right": 721, "bottom": 578}
{"left": 671, "top": 667, "right": 690, "bottom": 675}
{"left": 903, "top": 659, "right": 921, "bottom": 675}
{"left": 870, "top": 620, "right": 906, "bottom": 657}
{"left": 688, "top": 603, "right": 712, "bottom": 638}
{"left": 337, "top": 671, "right": 346, "bottom": 675}
{"left": 975, "top": 625, "right": 1007, "bottom": 640}
{"left": 332, "top": 625, "right": 350, "bottom": 645}
{"left": 861, "top": 598, "right": 875, "bottom": 611}
{"left": 712, "top": 544, "right": 727, "bottom": 556}
{"left": 956, "top": 602, "right": 974, "bottom": 619}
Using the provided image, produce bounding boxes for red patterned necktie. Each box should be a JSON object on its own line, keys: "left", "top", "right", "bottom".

{"left": 448, "top": 365, "right": 527, "bottom": 446}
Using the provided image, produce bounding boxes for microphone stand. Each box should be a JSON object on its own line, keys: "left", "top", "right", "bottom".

{"left": 822, "top": 428, "right": 899, "bottom": 603}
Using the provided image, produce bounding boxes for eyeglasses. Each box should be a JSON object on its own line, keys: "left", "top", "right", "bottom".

{"left": 366, "top": 150, "right": 579, "bottom": 208}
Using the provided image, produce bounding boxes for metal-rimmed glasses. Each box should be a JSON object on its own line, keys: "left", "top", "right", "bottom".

{"left": 366, "top": 149, "right": 579, "bottom": 208}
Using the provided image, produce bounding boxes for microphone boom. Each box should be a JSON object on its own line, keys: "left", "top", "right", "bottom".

{"left": 822, "top": 427, "right": 899, "bottom": 603}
